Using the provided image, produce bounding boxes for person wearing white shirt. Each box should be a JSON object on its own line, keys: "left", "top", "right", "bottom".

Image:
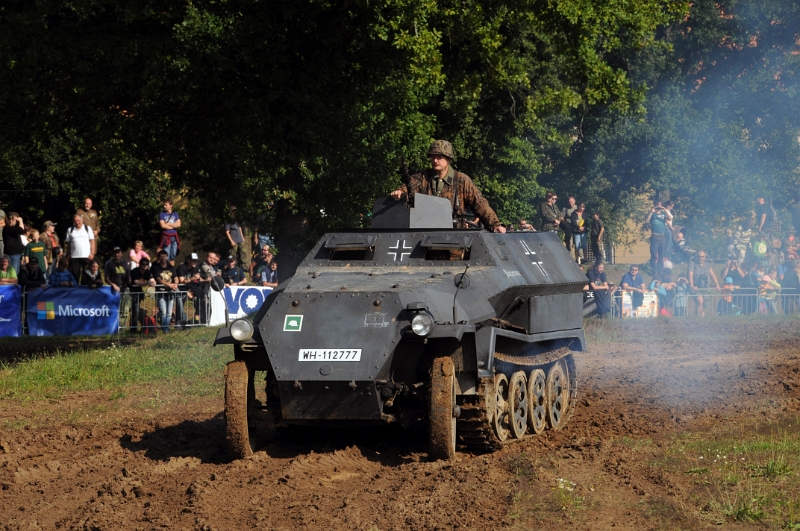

{"left": 65, "top": 214, "right": 95, "bottom": 284}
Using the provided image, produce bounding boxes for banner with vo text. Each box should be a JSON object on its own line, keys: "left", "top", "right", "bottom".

{"left": 224, "top": 286, "right": 273, "bottom": 320}
{"left": 27, "top": 286, "right": 120, "bottom": 336}
{"left": 0, "top": 285, "right": 23, "bottom": 337}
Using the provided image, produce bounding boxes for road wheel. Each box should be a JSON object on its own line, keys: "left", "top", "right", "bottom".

{"left": 224, "top": 360, "right": 256, "bottom": 459}
{"left": 492, "top": 373, "right": 510, "bottom": 442}
{"left": 562, "top": 354, "right": 578, "bottom": 425}
{"left": 526, "top": 368, "right": 547, "bottom": 434}
{"left": 429, "top": 357, "right": 457, "bottom": 460}
{"left": 508, "top": 371, "right": 528, "bottom": 439}
{"left": 546, "top": 362, "right": 569, "bottom": 430}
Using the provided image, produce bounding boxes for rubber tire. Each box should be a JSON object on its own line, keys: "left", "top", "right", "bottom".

{"left": 508, "top": 371, "right": 528, "bottom": 439}
{"left": 224, "top": 360, "right": 256, "bottom": 459}
{"left": 546, "top": 362, "right": 569, "bottom": 431}
{"left": 429, "top": 357, "right": 457, "bottom": 460}
{"left": 492, "top": 373, "right": 510, "bottom": 442}
{"left": 527, "top": 368, "right": 547, "bottom": 434}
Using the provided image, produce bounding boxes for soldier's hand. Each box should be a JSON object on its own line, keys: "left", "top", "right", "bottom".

{"left": 390, "top": 189, "right": 404, "bottom": 200}
{"left": 494, "top": 226, "right": 506, "bottom": 234}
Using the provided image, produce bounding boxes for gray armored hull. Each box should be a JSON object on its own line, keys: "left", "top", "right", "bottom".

{"left": 216, "top": 197, "right": 587, "bottom": 459}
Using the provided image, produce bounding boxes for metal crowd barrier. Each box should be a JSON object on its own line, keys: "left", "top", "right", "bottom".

{"left": 117, "top": 288, "right": 212, "bottom": 333}
{"left": 585, "top": 287, "right": 800, "bottom": 319}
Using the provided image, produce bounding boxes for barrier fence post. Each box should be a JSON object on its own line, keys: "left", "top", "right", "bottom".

{"left": 21, "top": 290, "right": 27, "bottom": 334}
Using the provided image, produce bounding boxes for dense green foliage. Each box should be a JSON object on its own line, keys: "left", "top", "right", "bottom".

{"left": 11, "top": 2, "right": 795, "bottom": 258}
{"left": 5, "top": 1, "right": 799, "bottom": 263}
{"left": 548, "top": 0, "right": 800, "bottom": 243}
{"left": 0, "top": 0, "right": 686, "bottom": 266}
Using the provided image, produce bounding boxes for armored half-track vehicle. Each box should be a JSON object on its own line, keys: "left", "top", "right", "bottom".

{"left": 215, "top": 194, "right": 587, "bottom": 460}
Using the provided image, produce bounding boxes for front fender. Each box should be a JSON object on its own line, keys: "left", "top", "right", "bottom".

{"left": 214, "top": 327, "right": 235, "bottom": 345}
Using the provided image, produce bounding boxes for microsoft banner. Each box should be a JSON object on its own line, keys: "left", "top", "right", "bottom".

{"left": 27, "top": 287, "right": 120, "bottom": 336}
{"left": 0, "top": 285, "right": 23, "bottom": 337}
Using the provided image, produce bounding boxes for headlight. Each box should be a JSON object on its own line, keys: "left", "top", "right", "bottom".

{"left": 230, "top": 319, "right": 254, "bottom": 342}
{"left": 411, "top": 314, "right": 433, "bottom": 336}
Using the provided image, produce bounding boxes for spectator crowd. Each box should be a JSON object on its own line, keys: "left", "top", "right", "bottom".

{"left": 3, "top": 190, "right": 797, "bottom": 330}
{"left": 0, "top": 197, "right": 279, "bottom": 333}
{"left": 582, "top": 193, "right": 800, "bottom": 318}
{"left": 508, "top": 191, "right": 607, "bottom": 265}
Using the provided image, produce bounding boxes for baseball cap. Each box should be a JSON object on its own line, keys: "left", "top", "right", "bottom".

{"left": 29, "top": 257, "right": 39, "bottom": 264}
{"left": 724, "top": 276, "right": 733, "bottom": 284}
{"left": 227, "top": 255, "right": 235, "bottom": 261}
{"left": 43, "top": 221, "right": 57, "bottom": 228}
{"left": 112, "top": 246, "right": 122, "bottom": 253}
{"left": 190, "top": 252, "right": 199, "bottom": 260}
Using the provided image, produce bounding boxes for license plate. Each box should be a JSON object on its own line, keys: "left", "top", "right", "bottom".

{"left": 298, "top": 349, "right": 362, "bottom": 362}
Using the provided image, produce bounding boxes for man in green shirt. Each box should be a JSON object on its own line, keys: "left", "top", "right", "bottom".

{"left": 0, "top": 255, "right": 18, "bottom": 284}
{"left": 23, "top": 229, "right": 48, "bottom": 271}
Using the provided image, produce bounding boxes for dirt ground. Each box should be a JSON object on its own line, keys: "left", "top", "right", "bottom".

{"left": 2, "top": 319, "right": 799, "bottom": 531}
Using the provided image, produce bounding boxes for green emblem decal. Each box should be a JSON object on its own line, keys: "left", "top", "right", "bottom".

{"left": 283, "top": 315, "right": 303, "bottom": 332}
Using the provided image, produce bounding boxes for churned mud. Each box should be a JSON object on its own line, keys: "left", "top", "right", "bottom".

{"left": 2, "top": 319, "right": 799, "bottom": 530}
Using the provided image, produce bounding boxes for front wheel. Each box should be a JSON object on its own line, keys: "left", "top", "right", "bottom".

{"left": 224, "top": 360, "right": 257, "bottom": 459}
{"left": 429, "top": 357, "right": 457, "bottom": 460}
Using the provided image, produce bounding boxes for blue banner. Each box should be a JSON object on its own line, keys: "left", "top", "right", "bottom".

{"left": 223, "top": 286, "right": 273, "bottom": 320}
{"left": 27, "top": 286, "right": 120, "bottom": 336}
{"left": 0, "top": 285, "right": 23, "bottom": 337}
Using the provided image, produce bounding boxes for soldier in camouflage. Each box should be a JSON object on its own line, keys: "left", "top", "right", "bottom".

{"left": 390, "top": 140, "right": 506, "bottom": 233}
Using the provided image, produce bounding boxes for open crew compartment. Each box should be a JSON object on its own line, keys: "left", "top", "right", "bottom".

{"left": 319, "top": 234, "right": 377, "bottom": 261}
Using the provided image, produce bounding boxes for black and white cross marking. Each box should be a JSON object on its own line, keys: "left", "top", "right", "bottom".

{"left": 388, "top": 240, "right": 413, "bottom": 262}
{"left": 520, "top": 240, "right": 548, "bottom": 276}
{"left": 520, "top": 241, "right": 535, "bottom": 256}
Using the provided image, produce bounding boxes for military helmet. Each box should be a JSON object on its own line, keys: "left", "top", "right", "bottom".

{"left": 427, "top": 140, "right": 454, "bottom": 160}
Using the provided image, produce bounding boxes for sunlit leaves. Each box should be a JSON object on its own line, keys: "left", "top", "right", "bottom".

{"left": 0, "top": 0, "right": 686, "bottom": 254}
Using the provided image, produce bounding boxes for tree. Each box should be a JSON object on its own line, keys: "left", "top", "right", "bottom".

{"left": 0, "top": 0, "right": 686, "bottom": 271}
{"left": 549, "top": 0, "right": 800, "bottom": 246}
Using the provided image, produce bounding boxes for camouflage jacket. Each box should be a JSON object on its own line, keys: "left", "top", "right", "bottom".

{"left": 400, "top": 167, "right": 501, "bottom": 230}
{"left": 540, "top": 201, "right": 561, "bottom": 231}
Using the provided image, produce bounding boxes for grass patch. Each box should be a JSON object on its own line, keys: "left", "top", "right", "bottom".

{"left": 659, "top": 416, "right": 800, "bottom": 528}
{"left": 504, "top": 453, "right": 588, "bottom": 527}
{"left": 616, "top": 436, "right": 653, "bottom": 448}
{"left": 725, "top": 496, "right": 765, "bottom": 522}
{"left": 642, "top": 496, "right": 697, "bottom": 531}
{"left": 750, "top": 458, "right": 792, "bottom": 478}
{"left": 0, "top": 327, "right": 230, "bottom": 401}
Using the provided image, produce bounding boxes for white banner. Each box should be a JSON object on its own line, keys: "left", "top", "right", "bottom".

{"left": 209, "top": 291, "right": 227, "bottom": 327}
{"left": 620, "top": 291, "right": 658, "bottom": 318}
